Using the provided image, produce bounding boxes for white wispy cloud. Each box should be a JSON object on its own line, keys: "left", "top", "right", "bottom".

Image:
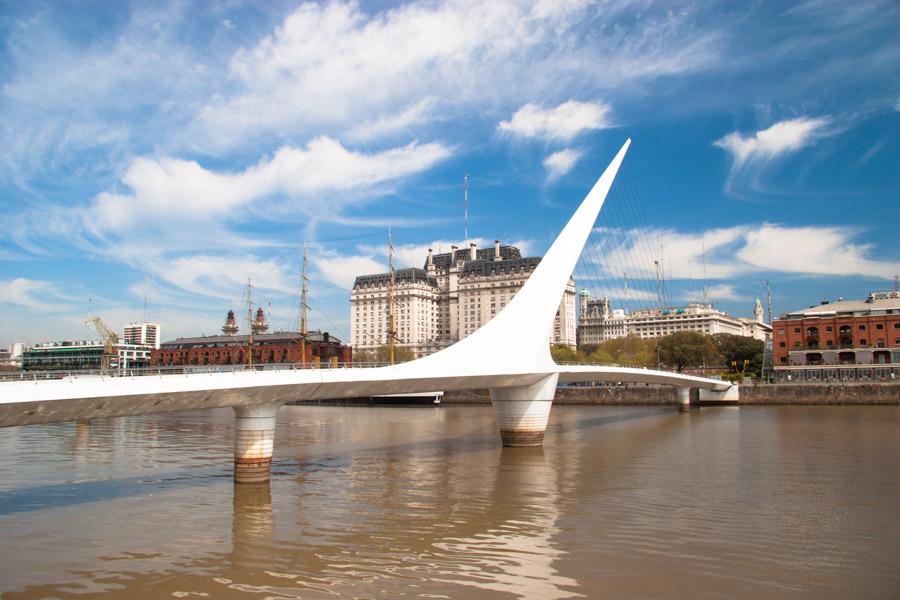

{"left": 574, "top": 285, "right": 658, "bottom": 303}
{"left": 361, "top": 237, "right": 491, "bottom": 268}
{"left": 316, "top": 255, "right": 386, "bottom": 290}
{"left": 587, "top": 224, "right": 898, "bottom": 280}
{"left": 189, "top": 1, "right": 716, "bottom": 151}
{"left": 0, "top": 278, "right": 74, "bottom": 313}
{"left": 714, "top": 117, "right": 837, "bottom": 195}
{"left": 345, "top": 98, "right": 438, "bottom": 142}
{"left": 678, "top": 283, "right": 744, "bottom": 302}
{"left": 499, "top": 101, "right": 612, "bottom": 141}
{"left": 358, "top": 237, "right": 534, "bottom": 269}
{"left": 543, "top": 149, "right": 583, "bottom": 182}
{"left": 715, "top": 117, "right": 832, "bottom": 167}
{"left": 147, "top": 255, "right": 296, "bottom": 299}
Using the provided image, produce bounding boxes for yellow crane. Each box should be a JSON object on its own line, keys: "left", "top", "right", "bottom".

{"left": 85, "top": 315, "right": 119, "bottom": 374}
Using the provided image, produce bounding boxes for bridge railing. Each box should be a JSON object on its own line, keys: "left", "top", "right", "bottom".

{"left": 553, "top": 361, "right": 684, "bottom": 374}
{"left": 0, "top": 360, "right": 400, "bottom": 382}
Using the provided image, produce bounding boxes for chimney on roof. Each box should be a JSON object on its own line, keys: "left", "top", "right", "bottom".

{"left": 469, "top": 242, "right": 477, "bottom": 261}
{"left": 494, "top": 239, "right": 501, "bottom": 260}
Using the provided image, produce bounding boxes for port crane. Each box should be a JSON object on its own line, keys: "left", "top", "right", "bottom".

{"left": 85, "top": 315, "right": 119, "bottom": 374}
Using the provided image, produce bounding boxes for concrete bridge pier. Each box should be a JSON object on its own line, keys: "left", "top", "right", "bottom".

{"left": 677, "top": 387, "right": 692, "bottom": 412}
{"left": 233, "top": 402, "right": 282, "bottom": 483}
{"left": 490, "top": 374, "right": 559, "bottom": 446}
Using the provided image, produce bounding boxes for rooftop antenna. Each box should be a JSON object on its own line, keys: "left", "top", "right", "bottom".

{"left": 654, "top": 259, "right": 662, "bottom": 310}
{"left": 464, "top": 173, "right": 469, "bottom": 245}
{"left": 623, "top": 270, "right": 629, "bottom": 314}
{"left": 895, "top": 274, "right": 898, "bottom": 291}
{"left": 702, "top": 242, "right": 708, "bottom": 304}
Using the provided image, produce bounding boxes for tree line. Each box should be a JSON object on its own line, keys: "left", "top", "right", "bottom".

{"left": 551, "top": 332, "right": 765, "bottom": 379}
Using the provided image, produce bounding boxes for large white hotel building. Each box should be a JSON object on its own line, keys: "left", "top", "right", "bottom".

{"left": 350, "top": 241, "right": 576, "bottom": 358}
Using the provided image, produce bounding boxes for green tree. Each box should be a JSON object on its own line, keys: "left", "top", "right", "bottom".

{"left": 712, "top": 333, "right": 764, "bottom": 377}
{"left": 551, "top": 344, "right": 579, "bottom": 363}
{"left": 589, "top": 335, "right": 657, "bottom": 367}
{"left": 352, "top": 346, "right": 415, "bottom": 364}
{"left": 657, "top": 331, "right": 720, "bottom": 372}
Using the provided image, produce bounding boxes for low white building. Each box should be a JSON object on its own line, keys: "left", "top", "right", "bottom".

{"left": 577, "top": 293, "right": 770, "bottom": 345}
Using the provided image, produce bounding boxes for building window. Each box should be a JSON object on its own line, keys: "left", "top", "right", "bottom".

{"left": 839, "top": 325, "right": 853, "bottom": 348}
{"left": 876, "top": 324, "right": 884, "bottom": 330}
{"left": 793, "top": 327, "right": 800, "bottom": 334}
{"left": 859, "top": 324, "right": 866, "bottom": 331}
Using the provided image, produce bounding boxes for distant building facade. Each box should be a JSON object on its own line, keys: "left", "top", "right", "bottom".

{"left": 350, "top": 241, "right": 577, "bottom": 358}
{"left": 22, "top": 340, "right": 154, "bottom": 371}
{"left": 577, "top": 292, "right": 770, "bottom": 345}
{"left": 21, "top": 322, "right": 159, "bottom": 372}
{"left": 772, "top": 291, "right": 899, "bottom": 382}
{"left": 123, "top": 322, "right": 160, "bottom": 349}
{"left": 150, "top": 309, "right": 351, "bottom": 367}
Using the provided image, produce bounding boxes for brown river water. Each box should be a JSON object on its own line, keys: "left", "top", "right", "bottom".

{"left": 1, "top": 404, "right": 899, "bottom": 599}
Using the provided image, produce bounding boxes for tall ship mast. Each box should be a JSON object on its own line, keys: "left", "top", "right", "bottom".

{"left": 246, "top": 276, "right": 254, "bottom": 368}
{"left": 300, "top": 243, "right": 309, "bottom": 366}
{"left": 388, "top": 229, "right": 396, "bottom": 365}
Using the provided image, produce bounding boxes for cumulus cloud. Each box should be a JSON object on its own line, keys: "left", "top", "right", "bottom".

{"left": 499, "top": 101, "right": 612, "bottom": 141}
{"left": 587, "top": 224, "right": 898, "bottom": 280}
{"left": 543, "top": 149, "right": 583, "bottom": 181}
{"left": 90, "top": 137, "right": 451, "bottom": 234}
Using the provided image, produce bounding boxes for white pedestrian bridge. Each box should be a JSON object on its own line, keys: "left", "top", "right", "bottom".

{"left": 0, "top": 140, "right": 734, "bottom": 482}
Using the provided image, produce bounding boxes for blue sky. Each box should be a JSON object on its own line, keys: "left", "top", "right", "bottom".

{"left": 1, "top": 0, "right": 898, "bottom": 347}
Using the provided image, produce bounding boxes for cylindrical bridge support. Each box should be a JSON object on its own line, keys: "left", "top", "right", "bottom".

{"left": 490, "top": 374, "right": 559, "bottom": 447}
{"left": 677, "top": 387, "right": 692, "bottom": 412}
{"left": 233, "top": 402, "right": 281, "bottom": 483}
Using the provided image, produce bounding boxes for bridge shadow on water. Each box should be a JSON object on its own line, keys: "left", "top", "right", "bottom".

{"left": 546, "top": 405, "right": 674, "bottom": 434}
{"left": 0, "top": 469, "right": 232, "bottom": 516}
{"left": 0, "top": 406, "right": 677, "bottom": 516}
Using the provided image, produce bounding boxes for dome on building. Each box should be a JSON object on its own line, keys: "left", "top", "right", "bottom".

{"left": 222, "top": 310, "right": 239, "bottom": 335}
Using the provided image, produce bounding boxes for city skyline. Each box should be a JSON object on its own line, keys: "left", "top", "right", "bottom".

{"left": 1, "top": 0, "right": 898, "bottom": 347}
